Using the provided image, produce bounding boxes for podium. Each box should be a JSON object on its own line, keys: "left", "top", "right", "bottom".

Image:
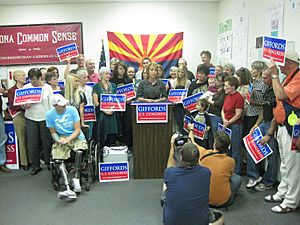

{"left": 131, "top": 102, "right": 174, "bottom": 179}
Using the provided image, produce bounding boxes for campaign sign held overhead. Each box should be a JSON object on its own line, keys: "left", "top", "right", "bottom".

{"left": 217, "top": 123, "right": 232, "bottom": 138}
{"left": 182, "top": 92, "right": 203, "bottom": 113}
{"left": 168, "top": 89, "right": 188, "bottom": 103}
{"left": 263, "top": 36, "right": 286, "bottom": 66}
{"left": 5, "top": 121, "right": 19, "bottom": 169}
{"left": 84, "top": 105, "right": 96, "bottom": 122}
{"left": 99, "top": 162, "right": 129, "bottom": 182}
{"left": 136, "top": 103, "right": 168, "bottom": 123}
{"left": 291, "top": 124, "right": 300, "bottom": 151}
{"left": 14, "top": 87, "right": 43, "bottom": 105}
{"left": 243, "top": 127, "right": 273, "bottom": 164}
{"left": 56, "top": 43, "right": 79, "bottom": 62}
{"left": 193, "top": 121, "right": 206, "bottom": 140}
{"left": 100, "top": 94, "right": 126, "bottom": 112}
{"left": 117, "top": 83, "right": 136, "bottom": 100}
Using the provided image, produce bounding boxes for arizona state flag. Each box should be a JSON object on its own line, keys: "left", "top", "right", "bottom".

{"left": 107, "top": 31, "right": 183, "bottom": 76}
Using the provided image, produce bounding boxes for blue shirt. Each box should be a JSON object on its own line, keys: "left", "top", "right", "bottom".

{"left": 163, "top": 165, "right": 211, "bottom": 225}
{"left": 46, "top": 106, "right": 85, "bottom": 140}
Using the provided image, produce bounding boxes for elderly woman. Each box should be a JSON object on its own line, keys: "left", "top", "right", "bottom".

{"left": 45, "top": 72, "right": 61, "bottom": 93}
{"left": 23, "top": 68, "right": 53, "bottom": 175}
{"left": 7, "top": 70, "right": 29, "bottom": 171}
{"left": 93, "top": 67, "right": 118, "bottom": 148}
{"left": 136, "top": 62, "right": 168, "bottom": 102}
{"left": 223, "top": 63, "right": 236, "bottom": 76}
{"left": 221, "top": 76, "right": 244, "bottom": 175}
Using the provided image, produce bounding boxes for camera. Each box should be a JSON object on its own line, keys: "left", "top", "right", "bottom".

{"left": 174, "top": 133, "right": 190, "bottom": 146}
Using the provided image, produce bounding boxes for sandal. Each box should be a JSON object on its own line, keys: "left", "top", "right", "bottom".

{"left": 264, "top": 194, "right": 282, "bottom": 203}
{"left": 271, "top": 204, "right": 296, "bottom": 213}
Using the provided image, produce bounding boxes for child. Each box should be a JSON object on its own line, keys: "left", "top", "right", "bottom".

{"left": 207, "top": 77, "right": 218, "bottom": 93}
{"left": 194, "top": 98, "right": 211, "bottom": 149}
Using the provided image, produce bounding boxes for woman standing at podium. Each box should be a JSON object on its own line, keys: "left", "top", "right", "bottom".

{"left": 136, "top": 62, "right": 168, "bottom": 102}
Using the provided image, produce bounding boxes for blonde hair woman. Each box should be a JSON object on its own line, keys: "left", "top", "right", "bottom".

{"left": 65, "top": 73, "right": 88, "bottom": 129}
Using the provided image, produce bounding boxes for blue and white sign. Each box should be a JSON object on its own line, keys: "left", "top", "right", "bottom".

{"left": 263, "top": 36, "right": 286, "bottom": 66}
{"left": 86, "top": 82, "right": 95, "bottom": 88}
{"left": 117, "top": 83, "right": 136, "bottom": 100}
{"left": 99, "top": 161, "right": 129, "bottom": 182}
{"left": 182, "top": 92, "right": 203, "bottom": 113}
{"left": 168, "top": 89, "right": 187, "bottom": 103}
{"left": 136, "top": 103, "right": 168, "bottom": 123}
{"left": 193, "top": 121, "right": 207, "bottom": 140}
{"left": 100, "top": 94, "right": 126, "bottom": 112}
{"left": 4, "top": 121, "right": 19, "bottom": 169}
{"left": 209, "top": 67, "right": 216, "bottom": 76}
{"left": 243, "top": 127, "right": 273, "bottom": 164}
{"left": 161, "top": 79, "right": 169, "bottom": 86}
{"left": 56, "top": 43, "right": 79, "bottom": 62}
{"left": 58, "top": 81, "right": 65, "bottom": 89}
{"left": 291, "top": 124, "right": 300, "bottom": 151}
{"left": 217, "top": 123, "right": 232, "bottom": 138}
{"left": 14, "top": 87, "right": 43, "bottom": 105}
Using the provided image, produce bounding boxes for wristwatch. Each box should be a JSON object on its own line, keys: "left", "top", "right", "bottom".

{"left": 271, "top": 74, "right": 278, "bottom": 79}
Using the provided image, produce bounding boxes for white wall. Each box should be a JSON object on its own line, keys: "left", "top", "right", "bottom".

{"left": 218, "top": 0, "right": 300, "bottom": 67}
{"left": 0, "top": 2, "right": 218, "bottom": 83}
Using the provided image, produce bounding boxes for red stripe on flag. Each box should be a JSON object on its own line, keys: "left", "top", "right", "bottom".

{"left": 123, "top": 34, "right": 143, "bottom": 57}
{"left": 153, "top": 49, "right": 183, "bottom": 63}
{"left": 153, "top": 33, "right": 183, "bottom": 58}
{"left": 109, "top": 50, "right": 138, "bottom": 62}
{"left": 107, "top": 32, "right": 140, "bottom": 59}
{"left": 148, "top": 34, "right": 166, "bottom": 56}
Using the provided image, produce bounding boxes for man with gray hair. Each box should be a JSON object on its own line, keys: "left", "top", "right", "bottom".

{"left": 178, "top": 57, "right": 195, "bottom": 81}
{"left": 85, "top": 58, "right": 100, "bottom": 83}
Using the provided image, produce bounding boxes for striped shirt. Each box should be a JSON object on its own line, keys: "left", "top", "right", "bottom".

{"left": 245, "top": 78, "right": 267, "bottom": 116}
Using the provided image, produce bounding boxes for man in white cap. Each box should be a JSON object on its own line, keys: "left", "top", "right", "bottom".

{"left": 46, "top": 94, "right": 87, "bottom": 200}
{"left": 263, "top": 50, "right": 300, "bottom": 213}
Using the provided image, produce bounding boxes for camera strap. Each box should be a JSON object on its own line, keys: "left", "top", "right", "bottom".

{"left": 200, "top": 151, "right": 225, "bottom": 161}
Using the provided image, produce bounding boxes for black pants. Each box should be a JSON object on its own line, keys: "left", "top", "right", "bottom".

{"left": 26, "top": 119, "right": 52, "bottom": 169}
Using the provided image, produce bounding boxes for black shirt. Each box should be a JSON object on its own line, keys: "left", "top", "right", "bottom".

{"left": 136, "top": 79, "right": 168, "bottom": 100}
{"left": 262, "top": 86, "right": 276, "bottom": 122}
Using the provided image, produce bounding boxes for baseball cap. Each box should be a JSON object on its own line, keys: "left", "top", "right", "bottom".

{"left": 285, "top": 50, "right": 300, "bottom": 63}
{"left": 51, "top": 94, "right": 69, "bottom": 106}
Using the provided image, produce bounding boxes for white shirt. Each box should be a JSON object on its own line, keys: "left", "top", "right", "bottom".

{"left": 23, "top": 83, "right": 53, "bottom": 121}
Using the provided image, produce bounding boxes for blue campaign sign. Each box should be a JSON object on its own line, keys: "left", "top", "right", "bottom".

{"left": 263, "top": 36, "right": 286, "bottom": 65}
{"left": 99, "top": 161, "right": 129, "bottom": 182}
{"left": 86, "top": 82, "right": 95, "bottom": 87}
{"left": 193, "top": 121, "right": 206, "bottom": 140}
{"left": 183, "top": 115, "right": 193, "bottom": 132}
{"left": 182, "top": 92, "right": 203, "bottom": 113}
{"left": 243, "top": 127, "right": 273, "bottom": 164}
{"left": 209, "top": 67, "right": 216, "bottom": 76}
{"left": 291, "top": 125, "right": 300, "bottom": 151}
{"left": 58, "top": 81, "right": 65, "bottom": 88}
{"left": 56, "top": 43, "right": 79, "bottom": 61}
{"left": 161, "top": 79, "right": 169, "bottom": 86}
{"left": 100, "top": 94, "right": 126, "bottom": 111}
{"left": 217, "top": 123, "right": 232, "bottom": 137}
{"left": 14, "top": 87, "right": 43, "bottom": 105}
{"left": 117, "top": 83, "right": 136, "bottom": 100}
{"left": 4, "top": 121, "right": 19, "bottom": 169}
{"left": 168, "top": 89, "right": 188, "bottom": 103}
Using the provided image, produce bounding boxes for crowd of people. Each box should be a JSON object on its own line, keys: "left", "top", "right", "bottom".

{"left": 1, "top": 49, "right": 300, "bottom": 220}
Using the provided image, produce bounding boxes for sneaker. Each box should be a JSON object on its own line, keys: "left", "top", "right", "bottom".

{"left": 72, "top": 178, "right": 82, "bottom": 193}
{"left": 246, "top": 176, "right": 262, "bottom": 188}
{"left": 57, "top": 190, "right": 77, "bottom": 199}
{"left": 254, "top": 183, "right": 274, "bottom": 192}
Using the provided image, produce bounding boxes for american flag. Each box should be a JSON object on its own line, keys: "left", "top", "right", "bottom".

{"left": 99, "top": 39, "right": 107, "bottom": 70}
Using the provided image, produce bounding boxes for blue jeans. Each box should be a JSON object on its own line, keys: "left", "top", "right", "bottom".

{"left": 0, "top": 115, "right": 7, "bottom": 165}
{"left": 208, "top": 115, "right": 222, "bottom": 149}
{"left": 246, "top": 121, "right": 279, "bottom": 186}
{"left": 228, "top": 124, "right": 243, "bottom": 175}
{"left": 228, "top": 174, "right": 242, "bottom": 205}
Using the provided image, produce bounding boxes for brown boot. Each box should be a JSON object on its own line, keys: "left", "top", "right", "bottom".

{"left": 0, "top": 164, "right": 11, "bottom": 173}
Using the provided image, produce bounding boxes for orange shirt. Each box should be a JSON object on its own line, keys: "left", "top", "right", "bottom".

{"left": 274, "top": 69, "right": 300, "bottom": 123}
{"left": 197, "top": 146, "right": 235, "bottom": 206}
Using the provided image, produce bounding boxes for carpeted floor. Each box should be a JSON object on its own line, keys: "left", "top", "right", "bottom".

{"left": 0, "top": 161, "right": 299, "bottom": 225}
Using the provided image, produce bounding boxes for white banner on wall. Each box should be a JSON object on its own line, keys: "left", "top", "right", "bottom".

{"left": 267, "top": 1, "right": 284, "bottom": 37}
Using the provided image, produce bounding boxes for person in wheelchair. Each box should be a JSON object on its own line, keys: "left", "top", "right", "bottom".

{"left": 46, "top": 94, "right": 87, "bottom": 200}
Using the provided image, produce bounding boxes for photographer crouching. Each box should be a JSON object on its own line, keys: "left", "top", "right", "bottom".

{"left": 162, "top": 125, "right": 225, "bottom": 225}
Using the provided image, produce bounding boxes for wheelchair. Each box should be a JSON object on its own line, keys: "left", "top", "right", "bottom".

{"left": 50, "top": 139, "right": 99, "bottom": 199}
